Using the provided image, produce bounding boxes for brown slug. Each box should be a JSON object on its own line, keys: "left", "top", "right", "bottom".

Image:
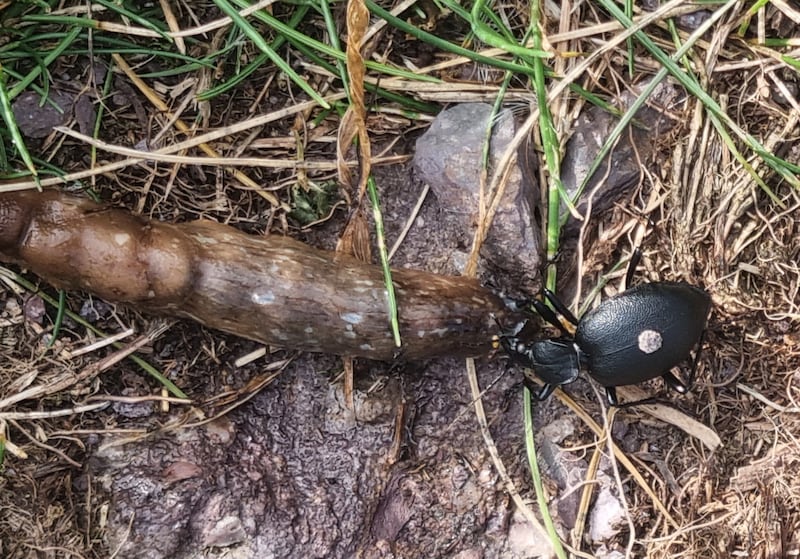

{"left": 0, "top": 190, "right": 526, "bottom": 360}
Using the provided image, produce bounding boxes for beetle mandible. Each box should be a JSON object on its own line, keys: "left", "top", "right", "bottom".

{"left": 498, "top": 249, "right": 712, "bottom": 406}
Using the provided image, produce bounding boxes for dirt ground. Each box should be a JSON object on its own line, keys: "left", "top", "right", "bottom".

{"left": 1, "top": 2, "right": 800, "bottom": 559}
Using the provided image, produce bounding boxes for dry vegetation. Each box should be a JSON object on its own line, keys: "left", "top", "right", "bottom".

{"left": 0, "top": 1, "right": 798, "bottom": 558}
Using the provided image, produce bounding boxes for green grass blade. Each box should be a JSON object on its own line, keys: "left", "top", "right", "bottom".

{"left": 93, "top": 0, "right": 170, "bottom": 38}
{"left": 524, "top": 389, "right": 567, "bottom": 559}
{"left": 366, "top": 0, "right": 539, "bottom": 79}
{"left": 568, "top": 67, "right": 668, "bottom": 219}
{"left": 318, "top": 0, "right": 349, "bottom": 89}
{"left": 212, "top": 0, "right": 330, "bottom": 108}
{"left": 0, "top": 65, "right": 39, "bottom": 186}
{"left": 366, "top": 177, "right": 401, "bottom": 347}
{"left": 737, "top": 0, "right": 770, "bottom": 36}
{"left": 229, "top": 0, "right": 440, "bottom": 83}
{"left": 470, "top": 0, "right": 552, "bottom": 61}
{"left": 7, "top": 25, "right": 82, "bottom": 100}
{"left": 596, "top": 0, "right": 798, "bottom": 196}
{"left": 528, "top": 0, "right": 571, "bottom": 290}
{"left": 47, "top": 289, "right": 66, "bottom": 348}
{"left": 198, "top": 5, "right": 308, "bottom": 100}
{"left": 625, "top": 0, "right": 634, "bottom": 77}
{"left": 782, "top": 54, "right": 800, "bottom": 69}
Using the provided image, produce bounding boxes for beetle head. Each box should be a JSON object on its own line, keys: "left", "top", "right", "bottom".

{"left": 503, "top": 337, "right": 581, "bottom": 387}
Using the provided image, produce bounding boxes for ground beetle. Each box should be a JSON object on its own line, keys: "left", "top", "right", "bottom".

{"left": 498, "top": 249, "right": 712, "bottom": 406}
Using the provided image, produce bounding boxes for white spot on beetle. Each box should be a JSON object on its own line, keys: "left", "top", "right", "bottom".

{"left": 304, "top": 326, "right": 314, "bottom": 334}
{"left": 251, "top": 291, "right": 275, "bottom": 305}
{"left": 638, "top": 329, "right": 663, "bottom": 354}
{"left": 341, "top": 312, "right": 363, "bottom": 324}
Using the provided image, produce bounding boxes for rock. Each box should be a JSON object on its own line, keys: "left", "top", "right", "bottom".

{"left": 588, "top": 487, "right": 625, "bottom": 542}
{"left": 12, "top": 89, "right": 96, "bottom": 139}
{"left": 413, "top": 103, "right": 541, "bottom": 294}
{"left": 506, "top": 508, "right": 556, "bottom": 558}
{"left": 558, "top": 80, "right": 686, "bottom": 292}
{"left": 561, "top": 81, "right": 685, "bottom": 226}
{"left": 594, "top": 547, "right": 626, "bottom": 559}
{"left": 537, "top": 418, "right": 586, "bottom": 529}
{"left": 12, "top": 91, "right": 76, "bottom": 139}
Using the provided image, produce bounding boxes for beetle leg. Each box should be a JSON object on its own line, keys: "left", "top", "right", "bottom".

{"left": 685, "top": 329, "right": 707, "bottom": 390}
{"left": 625, "top": 247, "right": 643, "bottom": 288}
{"left": 605, "top": 387, "right": 660, "bottom": 408}
{"left": 520, "top": 375, "right": 557, "bottom": 401}
{"left": 541, "top": 289, "right": 580, "bottom": 327}
{"left": 661, "top": 327, "right": 707, "bottom": 395}
{"left": 612, "top": 394, "right": 660, "bottom": 408}
{"left": 536, "top": 382, "right": 557, "bottom": 401}
{"left": 605, "top": 386, "right": 619, "bottom": 407}
{"left": 530, "top": 298, "right": 572, "bottom": 336}
{"left": 661, "top": 371, "right": 689, "bottom": 394}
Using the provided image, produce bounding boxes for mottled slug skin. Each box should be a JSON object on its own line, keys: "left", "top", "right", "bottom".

{"left": 0, "top": 190, "right": 525, "bottom": 360}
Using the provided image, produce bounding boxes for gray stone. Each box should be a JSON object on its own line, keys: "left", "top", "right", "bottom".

{"left": 561, "top": 81, "right": 685, "bottom": 225}
{"left": 557, "top": 81, "right": 686, "bottom": 293}
{"left": 414, "top": 103, "right": 541, "bottom": 294}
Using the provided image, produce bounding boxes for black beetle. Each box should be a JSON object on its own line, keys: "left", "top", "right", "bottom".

{"left": 498, "top": 249, "right": 712, "bottom": 405}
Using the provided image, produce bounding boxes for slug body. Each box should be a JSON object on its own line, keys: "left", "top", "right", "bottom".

{"left": 0, "top": 190, "right": 521, "bottom": 360}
